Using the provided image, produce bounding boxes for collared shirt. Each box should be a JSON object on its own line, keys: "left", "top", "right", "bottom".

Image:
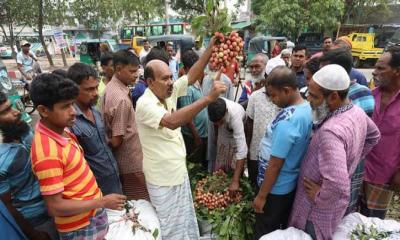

{"left": 0, "top": 128, "right": 48, "bottom": 225}
{"left": 16, "top": 51, "right": 35, "bottom": 73}
{"left": 70, "top": 104, "right": 122, "bottom": 195}
{"left": 365, "top": 88, "right": 400, "bottom": 184}
{"left": 348, "top": 82, "right": 375, "bottom": 117}
{"left": 289, "top": 106, "right": 380, "bottom": 240}
{"left": 177, "top": 82, "right": 208, "bottom": 138}
{"left": 31, "top": 121, "right": 102, "bottom": 233}
{"left": 103, "top": 76, "right": 143, "bottom": 174}
{"left": 257, "top": 101, "right": 312, "bottom": 194}
{"left": 246, "top": 88, "right": 279, "bottom": 160}
{"left": 136, "top": 76, "right": 189, "bottom": 186}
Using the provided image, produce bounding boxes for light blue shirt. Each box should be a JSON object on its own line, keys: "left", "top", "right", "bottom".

{"left": 169, "top": 58, "right": 179, "bottom": 81}
{"left": 16, "top": 51, "right": 35, "bottom": 73}
{"left": 257, "top": 101, "right": 312, "bottom": 195}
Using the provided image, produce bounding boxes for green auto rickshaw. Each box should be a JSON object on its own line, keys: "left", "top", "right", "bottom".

{"left": 246, "top": 36, "right": 287, "bottom": 64}
{"left": 79, "top": 39, "right": 119, "bottom": 65}
{"left": 0, "top": 59, "right": 32, "bottom": 123}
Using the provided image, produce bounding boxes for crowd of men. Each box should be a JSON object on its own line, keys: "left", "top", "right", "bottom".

{"left": 0, "top": 35, "right": 399, "bottom": 240}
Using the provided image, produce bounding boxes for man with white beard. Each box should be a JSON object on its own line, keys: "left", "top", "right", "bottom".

{"left": 239, "top": 54, "right": 268, "bottom": 105}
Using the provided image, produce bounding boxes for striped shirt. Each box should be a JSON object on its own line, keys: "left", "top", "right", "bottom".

{"left": 31, "top": 121, "right": 102, "bottom": 233}
{"left": 348, "top": 82, "right": 375, "bottom": 117}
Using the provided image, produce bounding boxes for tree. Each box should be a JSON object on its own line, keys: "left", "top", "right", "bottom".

{"left": 38, "top": 0, "right": 55, "bottom": 66}
{"left": 0, "top": 0, "right": 34, "bottom": 58}
{"left": 253, "top": 0, "right": 345, "bottom": 39}
{"left": 169, "top": 0, "right": 204, "bottom": 21}
{"left": 191, "top": 0, "right": 232, "bottom": 38}
{"left": 343, "top": 0, "right": 392, "bottom": 24}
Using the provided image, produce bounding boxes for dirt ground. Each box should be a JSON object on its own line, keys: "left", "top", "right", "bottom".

{"left": 3, "top": 54, "right": 79, "bottom": 73}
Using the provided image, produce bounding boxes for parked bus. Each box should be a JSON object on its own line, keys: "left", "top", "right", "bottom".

{"left": 120, "top": 20, "right": 191, "bottom": 46}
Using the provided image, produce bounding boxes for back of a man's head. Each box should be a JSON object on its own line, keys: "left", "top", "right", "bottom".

{"left": 208, "top": 98, "right": 227, "bottom": 123}
{"left": 181, "top": 50, "right": 199, "bottom": 70}
{"left": 320, "top": 48, "right": 353, "bottom": 74}
{"left": 113, "top": 49, "right": 140, "bottom": 68}
{"left": 267, "top": 66, "right": 298, "bottom": 90}
{"left": 144, "top": 47, "right": 169, "bottom": 66}
{"left": 100, "top": 52, "right": 113, "bottom": 67}
{"left": 30, "top": 73, "right": 79, "bottom": 109}
{"left": 67, "top": 62, "right": 98, "bottom": 85}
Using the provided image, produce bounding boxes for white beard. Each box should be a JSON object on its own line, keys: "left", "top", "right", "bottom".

{"left": 312, "top": 100, "right": 330, "bottom": 125}
{"left": 252, "top": 73, "right": 265, "bottom": 84}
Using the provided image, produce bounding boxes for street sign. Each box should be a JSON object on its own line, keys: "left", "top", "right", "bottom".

{"left": 53, "top": 27, "right": 67, "bottom": 49}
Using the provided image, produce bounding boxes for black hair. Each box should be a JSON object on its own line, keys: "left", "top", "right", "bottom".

{"left": 323, "top": 36, "right": 332, "bottom": 42}
{"left": 305, "top": 57, "right": 320, "bottom": 75}
{"left": 144, "top": 65, "right": 155, "bottom": 82}
{"left": 320, "top": 48, "right": 353, "bottom": 74}
{"left": 0, "top": 91, "right": 7, "bottom": 105}
{"left": 144, "top": 47, "right": 169, "bottom": 66}
{"left": 387, "top": 45, "right": 400, "bottom": 68}
{"left": 266, "top": 66, "right": 298, "bottom": 90}
{"left": 181, "top": 50, "right": 199, "bottom": 69}
{"left": 321, "top": 88, "right": 349, "bottom": 101}
{"left": 67, "top": 62, "right": 98, "bottom": 85}
{"left": 292, "top": 45, "right": 307, "bottom": 54}
{"left": 113, "top": 49, "right": 140, "bottom": 68}
{"left": 100, "top": 52, "right": 113, "bottom": 66}
{"left": 30, "top": 73, "right": 79, "bottom": 109}
{"left": 208, "top": 98, "right": 227, "bottom": 123}
{"left": 52, "top": 69, "right": 68, "bottom": 78}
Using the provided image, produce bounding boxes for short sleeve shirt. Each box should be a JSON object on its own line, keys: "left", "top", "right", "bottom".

{"left": 16, "top": 51, "right": 35, "bottom": 73}
{"left": 0, "top": 129, "right": 47, "bottom": 224}
{"left": 31, "top": 121, "right": 102, "bottom": 232}
{"left": 136, "top": 76, "right": 189, "bottom": 186}
{"left": 103, "top": 76, "right": 143, "bottom": 174}
{"left": 246, "top": 89, "right": 279, "bottom": 160}
{"left": 257, "top": 102, "right": 312, "bottom": 194}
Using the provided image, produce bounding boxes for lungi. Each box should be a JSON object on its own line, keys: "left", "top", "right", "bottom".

{"left": 360, "top": 181, "right": 394, "bottom": 219}
{"left": 58, "top": 209, "right": 108, "bottom": 240}
{"left": 147, "top": 174, "right": 200, "bottom": 240}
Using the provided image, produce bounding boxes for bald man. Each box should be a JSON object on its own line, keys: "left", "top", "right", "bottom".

{"left": 239, "top": 54, "right": 268, "bottom": 104}
{"left": 135, "top": 38, "right": 227, "bottom": 239}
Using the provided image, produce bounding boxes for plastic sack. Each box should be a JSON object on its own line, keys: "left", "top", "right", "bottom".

{"left": 105, "top": 200, "right": 161, "bottom": 240}
{"left": 259, "top": 227, "right": 313, "bottom": 240}
{"left": 333, "top": 212, "right": 400, "bottom": 240}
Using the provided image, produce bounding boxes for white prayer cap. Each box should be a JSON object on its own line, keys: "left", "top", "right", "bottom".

{"left": 312, "top": 64, "right": 350, "bottom": 91}
{"left": 281, "top": 49, "right": 291, "bottom": 56}
{"left": 265, "top": 57, "right": 286, "bottom": 75}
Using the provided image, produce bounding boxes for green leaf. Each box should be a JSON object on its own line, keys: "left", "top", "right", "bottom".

{"left": 152, "top": 228, "right": 159, "bottom": 239}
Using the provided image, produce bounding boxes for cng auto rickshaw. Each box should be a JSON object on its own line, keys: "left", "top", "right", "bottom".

{"left": 246, "top": 36, "right": 287, "bottom": 64}
{"left": 147, "top": 34, "right": 194, "bottom": 55}
{"left": 0, "top": 59, "right": 31, "bottom": 122}
{"left": 79, "top": 39, "right": 119, "bottom": 65}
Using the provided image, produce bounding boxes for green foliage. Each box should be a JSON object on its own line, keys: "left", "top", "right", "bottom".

{"left": 343, "top": 0, "right": 393, "bottom": 24}
{"left": 191, "top": 0, "right": 232, "bottom": 38}
{"left": 253, "top": 0, "right": 344, "bottom": 39}
{"left": 169, "top": 0, "right": 205, "bottom": 21}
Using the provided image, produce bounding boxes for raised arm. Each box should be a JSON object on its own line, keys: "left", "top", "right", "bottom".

{"left": 187, "top": 37, "right": 216, "bottom": 85}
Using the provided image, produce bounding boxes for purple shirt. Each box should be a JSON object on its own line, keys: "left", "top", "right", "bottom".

{"left": 365, "top": 88, "right": 400, "bottom": 184}
{"left": 289, "top": 106, "right": 380, "bottom": 240}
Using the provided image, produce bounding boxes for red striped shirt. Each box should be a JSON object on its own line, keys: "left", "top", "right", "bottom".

{"left": 31, "top": 121, "right": 102, "bottom": 232}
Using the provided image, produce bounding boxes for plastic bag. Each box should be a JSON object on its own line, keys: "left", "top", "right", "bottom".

{"left": 259, "top": 227, "right": 313, "bottom": 240}
{"left": 333, "top": 212, "right": 400, "bottom": 240}
{"left": 105, "top": 200, "right": 161, "bottom": 240}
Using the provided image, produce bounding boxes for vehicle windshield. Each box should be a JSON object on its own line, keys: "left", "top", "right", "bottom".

{"left": 390, "top": 29, "right": 400, "bottom": 42}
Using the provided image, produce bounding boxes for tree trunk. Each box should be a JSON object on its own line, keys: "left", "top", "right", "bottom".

{"left": 164, "top": 0, "right": 170, "bottom": 34}
{"left": 7, "top": 23, "right": 17, "bottom": 59}
{"left": 38, "top": 0, "right": 54, "bottom": 67}
{"left": 61, "top": 48, "right": 68, "bottom": 67}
